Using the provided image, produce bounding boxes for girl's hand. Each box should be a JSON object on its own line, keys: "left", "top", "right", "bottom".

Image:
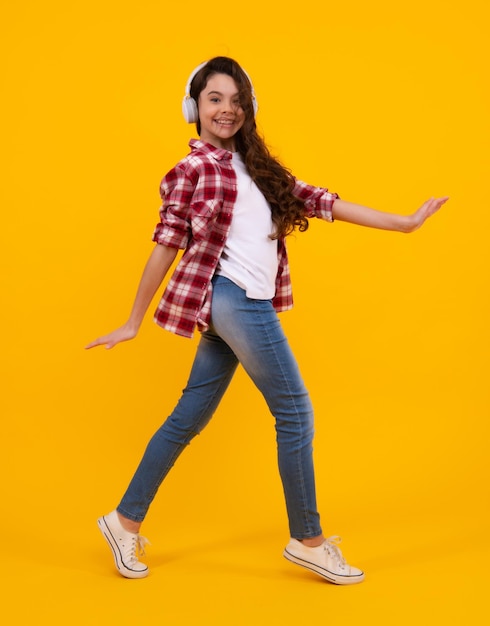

{"left": 85, "top": 323, "right": 138, "bottom": 350}
{"left": 405, "top": 196, "right": 449, "bottom": 233}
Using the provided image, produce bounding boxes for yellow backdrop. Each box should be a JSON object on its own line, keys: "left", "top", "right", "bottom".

{"left": 1, "top": 1, "right": 489, "bottom": 624}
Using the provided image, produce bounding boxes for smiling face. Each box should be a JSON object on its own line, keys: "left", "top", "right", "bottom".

{"left": 197, "top": 73, "right": 245, "bottom": 151}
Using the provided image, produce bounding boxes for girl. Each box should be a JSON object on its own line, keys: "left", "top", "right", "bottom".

{"left": 86, "top": 56, "right": 447, "bottom": 585}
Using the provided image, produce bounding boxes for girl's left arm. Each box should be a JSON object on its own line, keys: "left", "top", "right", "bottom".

{"left": 332, "top": 196, "right": 449, "bottom": 233}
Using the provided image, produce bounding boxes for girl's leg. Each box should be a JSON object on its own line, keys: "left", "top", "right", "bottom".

{"left": 210, "top": 276, "right": 322, "bottom": 540}
{"left": 117, "top": 329, "right": 238, "bottom": 522}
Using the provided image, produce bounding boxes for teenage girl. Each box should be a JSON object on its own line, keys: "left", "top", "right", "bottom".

{"left": 87, "top": 56, "right": 447, "bottom": 585}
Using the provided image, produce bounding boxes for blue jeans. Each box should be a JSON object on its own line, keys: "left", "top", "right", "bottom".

{"left": 118, "top": 275, "right": 322, "bottom": 539}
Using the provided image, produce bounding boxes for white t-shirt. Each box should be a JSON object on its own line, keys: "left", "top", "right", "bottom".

{"left": 216, "top": 152, "right": 278, "bottom": 299}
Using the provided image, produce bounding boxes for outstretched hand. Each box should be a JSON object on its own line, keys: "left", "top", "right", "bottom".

{"left": 406, "top": 196, "right": 449, "bottom": 233}
{"left": 85, "top": 323, "right": 138, "bottom": 350}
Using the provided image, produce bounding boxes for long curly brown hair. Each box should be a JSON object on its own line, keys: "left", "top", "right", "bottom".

{"left": 189, "top": 56, "right": 308, "bottom": 239}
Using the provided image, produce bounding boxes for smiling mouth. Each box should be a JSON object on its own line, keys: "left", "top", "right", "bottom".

{"left": 214, "top": 119, "right": 235, "bottom": 125}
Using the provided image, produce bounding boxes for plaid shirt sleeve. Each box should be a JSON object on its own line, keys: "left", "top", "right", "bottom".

{"left": 293, "top": 179, "right": 339, "bottom": 222}
{"left": 152, "top": 163, "right": 196, "bottom": 249}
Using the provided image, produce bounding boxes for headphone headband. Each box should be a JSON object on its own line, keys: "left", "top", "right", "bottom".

{"left": 182, "top": 60, "right": 258, "bottom": 124}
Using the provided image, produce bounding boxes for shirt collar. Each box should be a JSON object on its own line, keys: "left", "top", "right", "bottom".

{"left": 189, "top": 138, "right": 233, "bottom": 161}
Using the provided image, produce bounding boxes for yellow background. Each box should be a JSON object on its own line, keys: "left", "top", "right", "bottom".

{"left": 1, "top": 0, "right": 489, "bottom": 624}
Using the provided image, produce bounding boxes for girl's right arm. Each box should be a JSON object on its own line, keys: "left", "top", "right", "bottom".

{"left": 85, "top": 243, "right": 178, "bottom": 350}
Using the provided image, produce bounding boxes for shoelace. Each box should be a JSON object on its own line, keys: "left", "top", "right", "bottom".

{"left": 324, "top": 535, "right": 346, "bottom": 566}
{"left": 127, "top": 534, "right": 150, "bottom": 564}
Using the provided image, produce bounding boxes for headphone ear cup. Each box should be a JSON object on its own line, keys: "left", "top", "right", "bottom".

{"left": 182, "top": 96, "right": 198, "bottom": 124}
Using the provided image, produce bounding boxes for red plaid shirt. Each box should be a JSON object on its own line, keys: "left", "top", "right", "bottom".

{"left": 152, "top": 139, "right": 338, "bottom": 338}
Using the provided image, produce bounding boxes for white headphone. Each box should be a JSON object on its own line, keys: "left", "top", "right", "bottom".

{"left": 182, "top": 60, "right": 258, "bottom": 124}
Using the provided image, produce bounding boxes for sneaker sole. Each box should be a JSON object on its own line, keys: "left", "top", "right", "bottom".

{"left": 97, "top": 516, "right": 149, "bottom": 579}
{"left": 283, "top": 548, "right": 365, "bottom": 585}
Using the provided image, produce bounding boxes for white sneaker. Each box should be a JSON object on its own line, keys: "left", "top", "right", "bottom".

{"left": 283, "top": 536, "right": 364, "bottom": 585}
{"left": 97, "top": 510, "right": 150, "bottom": 579}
